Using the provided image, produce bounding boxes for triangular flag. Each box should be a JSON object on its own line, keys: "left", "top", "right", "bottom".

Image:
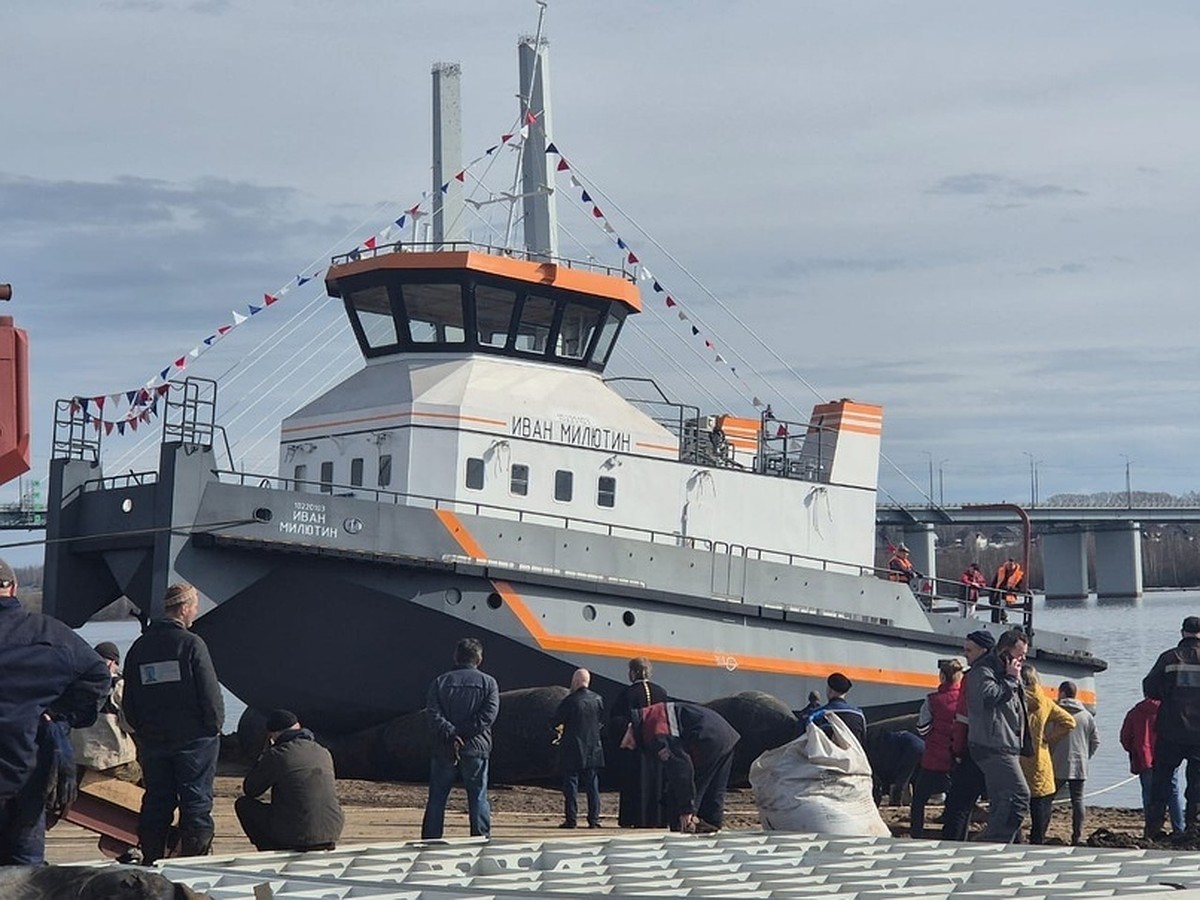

{"left": 408, "top": 204, "right": 421, "bottom": 216}
{"left": 752, "top": 397, "right": 763, "bottom": 407}
{"left": 627, "top": 252, "right": 639, "bottom": 265}
{"left": 248, "top": 304, "right": 262, "bottom": 315}
{"left": 603, "top": 222, "right": 615, "bottom": 233}
{"left": 297, "top": 275, "right": 312, "bottom": 286}
{"left": 525, "top": 110, "right": 538, "bottom": 125}
{"left": 104, "top": 421, "right": 114, "bottom": 436}
{"left": 116, "top": 421, "right": 126, "bottom": 436}
{"left": 232, "top": 311, "right": 248, "bottom": 325}
{"left": 395, "top": 215, "right": 406, "bottom": 230}
{"left": 569, "top": 175, "right": 581, "bottom": 188}
{"left": 455, "top": 170, "right": 466, "bottom": 182}
{"left": 500, "top": 133, "right": 514, "bottom": 144}
{"left": 110, "top": 393, "right": 122, "bottom": 406}
{"left": 126, "top": 390, "right": 136, "bottom": 405}
{"left": 70, "top": 399, "right": 80, "bottom": 415}
{"left": 347, "top": 248, "right": 361, "bottom": 261}
{"left": 264, "top": 293, "right": 278, "bottom": 306}
{"left": 616, "top": 237, "right": 626, "bottom": 250}
{"left": 159, "top": 367, "right": 170, "bottom": 381}
{"left": 777, "top": 424, "right": 789, "bottom": 438}
{"left": 581, "top": 190, "right": 592, "bottom": 203}
{"left": 156, "top": 384, "right": 170, "bottom": 396}
{"left": 94, "top": 396, "right": 105, "bottom": 411}
{"left": 704, "top": 339, "right": 713, "bottom": 349}
{"left": 202, "top": 334, "right": 217, "bottom": 346}
{"left": 592, "top": 206, "right": 604, "bottom": 218}
{"left": 545, "top": 142, "right": 559, "bottom": 154}
{"left": 217, "top": 325, "right": 233, "bottom": 335}
{"left": 188, "top": 347, "right": 200, "bottom": 358}
{"left": 364, "top": 236, "right": 377, "bottom": 250}
{"left": 439, "top": 182, "right": 449, "bottom": 194}
{"left": 519, "top": 124, "right": 529, "bottom": 139}
{"left": 715, "top": 354, "right": 725, "bottom": 363}
{"left": 485, "top": 144, "right": 498, "bottom": 155}
{"left": 678, "top": 311, "right": 688, "bottom": 321}
{"left": 174, "top": 356, "right": 186, "bottom": 369}
{"left": 691, "top": 326, "right": 700, "bottom": 336}
{"left": 91, "top": 419, "right": 100, "bottom": 432}
{"left": 556, "top": 158, "right": 570, "bottom": 171}
{"left": 129, "top": 417, "right": 139, "bottom": 432}
{"left": 653, "top": 281, "right": 664, "bottom": 293}
{"left": 276, "top": 285, "right": 291, "bottom": 296}
{"left": 665, "top": 296, "right": 677, "bottom": 308}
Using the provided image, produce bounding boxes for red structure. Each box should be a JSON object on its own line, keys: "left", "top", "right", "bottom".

{"left": 0, "top": 284, "right": 31, "bottom": 486}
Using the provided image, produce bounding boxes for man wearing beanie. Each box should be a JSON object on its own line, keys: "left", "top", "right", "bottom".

{"left": 942, "top": 629, "right": 995, "bottom": 840}
{"left": 808, "top": 672, "right": 866, "bottom": 746}
{"left": 1143, "top": 616, "right": 1200, "bottom": 839}
{"left": 70, "top": 642, "right": 140, "bottom": 783}
{"left": 0, "top": 558, "right": 110, "bottom": 864}
{"left": 235, "top": 710, "right": 343, "bottom": 852}
{"left": 124, "top": 582, "right": 224, "bottom": 862}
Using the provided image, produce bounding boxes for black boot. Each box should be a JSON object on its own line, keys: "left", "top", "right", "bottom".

{"left": 178, "top": 827, "right": 214, "bottom": 857}
{"left": 138, "top": 830, "right": 168, "bottom": 865}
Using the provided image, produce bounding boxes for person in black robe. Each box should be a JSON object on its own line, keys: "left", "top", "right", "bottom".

{"left": 608, "top": 657, "right": 668, "bottom": 827}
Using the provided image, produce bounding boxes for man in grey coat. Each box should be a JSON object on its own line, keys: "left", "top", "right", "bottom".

{"left": 551, "top": 668, "right": 605, "bottom": 828}
{"left": 1052, "top": 680, "right": 1099, "bottom": 845}
{"left": 965, "top": 627, "right": 1031, "bottom": 843}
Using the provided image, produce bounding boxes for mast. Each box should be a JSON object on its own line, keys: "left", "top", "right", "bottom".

{"left": 431, "top": 62, "right": 464, "bottom": 247}
{"left": 517, "top": 36, "right": 558, "bottom": 260}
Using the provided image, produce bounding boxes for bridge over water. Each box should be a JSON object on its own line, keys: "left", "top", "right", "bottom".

{"left": 878, "top": 503, "right": 1200, "bottom": 600}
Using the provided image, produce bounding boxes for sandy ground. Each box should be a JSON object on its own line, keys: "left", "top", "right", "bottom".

{"left": 44, "top": 771, "right": 1157, "bottom": 864}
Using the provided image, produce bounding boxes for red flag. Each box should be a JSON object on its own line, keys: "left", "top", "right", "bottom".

{"left": 264, "top": 293, "right": 278, "bottom": 306}
{"left": 665, "top": 296, "right": 677, "bottom": 308}
{"left": 592, "top": 206, "right": 604, "bottom": 218}
{"left": 103, "top": 421, "right": 114, "bottom": 436}
{"left": 364, "top": 236, "right": 376, "bottom": 250}
{"left": 455, "top": 170, "right": 466, "bottom": 182}
{"left": 501, "top": 132, "right": 514, "bottom": 144}
{"left": 94, "top": 396, "right": 106, "bottom": 411}
{"left": 129, "top": 417, "right": 139, "bottom": 432}
{"left": 408, "top": 204, "right": 421, "bottom": 216}
{"left": 627, "top": 252, "right": 639, "bottom": 265}
{"left": 704, "top": 339, "right": 713, "bottom": 349}
{"left": 218, "top": 325, "right": 233, "bottom": 335}
{"left": 174, "top": 357, "right": 186, "bottom": 369}
{"left": 157, "top": 384, "right": 170, "bottom": 396}
{"left": 776, "top": 424, "right": 789, "bottom": 438}
{"left": 525, "top": 110, "right": 538, "bottom": 125}
{"left": 557, "top": 158, "right": 570, "bottom": 171}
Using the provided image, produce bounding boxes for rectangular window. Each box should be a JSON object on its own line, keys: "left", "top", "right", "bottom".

{"left": 347, "top": 286, "right": 398, "bottom": 349}
{"left": 319, "top": 461, "right": 334, "bottom": 494}
{"left": 475, "top": 284, "right": 517, "bottom": 348}
{"left": 466, "top": 457, "right": 485, "bottom": 490}
{"left": 378, "top": 454, "right": 392, "bottom": 488}
{"left": 557, "top": 301, "right": 602, "bottom": 360}
{"left": 350, "top": 457, "right": 364, "bottom": 487}
{"left": 514, "top": 294, "right": 556, "bottom": 353}
{"left": 597, "top": 475, "right": 616, "bottom": 508}
{"left": 402, "top": 283, "right": 466, "bottom": 344}
{"left": 591, "top": 309, "right": 625, "bottom": 367}
{"left": 554, "top": 469, "right": 573, "bottom": 502}
{"left": 293, "top": 464, "right": 307, "bottom": 491}
{"left": 510, "top": 463, "right": 529, "bottom": 496}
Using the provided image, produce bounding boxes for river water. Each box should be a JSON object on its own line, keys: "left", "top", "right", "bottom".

{"left": 77, "top": 591, "right": 1198, "bottom": 810}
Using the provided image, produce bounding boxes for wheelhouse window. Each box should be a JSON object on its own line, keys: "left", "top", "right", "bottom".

{"left": 475, "top": 284, "right": 517, "bottom": 348}
{"left": 402, "top": 283, "right": 466, "bottom": 344}
{"left": 591, "top": 309, "right": 625, "bottom": 368}
{"left": 465, "top": 457, "right": 485, "bottom": 490}
{"left": 597, "top": 475, "right": 616, "bottom": 508}
{"left": 515, "top": 294, "right": 556, "bottom": 354}
{"left": 320, "top": 462, "right": 334, "bottom": 494}
{"left": 557, "top": 301, "right": 602, "bottom": 361}
{"left": 510, "top": 463, "right": 529, "bottom": 496}
{"left": 554, "top": 469, "right": 574, "bottom": 502}
{"left": 346, "top": 286, "right": 399, "bottom": 350}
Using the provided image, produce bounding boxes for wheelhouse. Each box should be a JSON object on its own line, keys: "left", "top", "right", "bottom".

{"left": 324, "top": 243, "right": 642, "bottom": 372}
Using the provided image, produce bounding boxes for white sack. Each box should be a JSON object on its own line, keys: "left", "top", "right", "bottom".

{"left": 749, "top": 711, "right": 891, "bottom": 836}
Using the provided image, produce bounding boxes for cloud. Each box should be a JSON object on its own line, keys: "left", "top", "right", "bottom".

{"left": 926, "top": 173, "right": 1087, "bottom": 200}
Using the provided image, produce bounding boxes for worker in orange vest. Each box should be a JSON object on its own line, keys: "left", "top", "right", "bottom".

{"left": 990, "top": 558, "right": 1025, "bottom": 624}
{"left": 888, "top": 544, "right": 918, "bottom": 585}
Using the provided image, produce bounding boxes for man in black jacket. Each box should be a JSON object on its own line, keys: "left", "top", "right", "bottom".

{"left": 421, "top": 637, "right": 500, "bottom": 839}
{"left": 551, "top": 668, "right": 605, "bottom": 829}
{"left": 124, "top": 582, "right": 225, "bottom": 862}
{"left": 645, "top": 702, "right": 740, "bottom": 834}
{"left": 0, "top": 559, "right": 109, "bottom": 864}
{"left": 235, "top": 709, "right": 344, "bottom": 851}
{"left": 1144, "top": 615, "right": 1200, "bottom": 839}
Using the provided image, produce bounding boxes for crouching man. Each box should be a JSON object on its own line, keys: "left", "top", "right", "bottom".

{"left": 235, "top": 709, "right": 344, "bottom": 852}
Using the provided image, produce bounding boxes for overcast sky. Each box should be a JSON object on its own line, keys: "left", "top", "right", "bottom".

{"left": 3, "top": 0, "right": 1199, "bottom": 527}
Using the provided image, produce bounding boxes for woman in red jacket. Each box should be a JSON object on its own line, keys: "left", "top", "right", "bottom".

{"left": 1120, "top": 693, "right": 1185, "bottom": 836}
{"left": 910, "top": 658, "right": 964, "bottom": 838}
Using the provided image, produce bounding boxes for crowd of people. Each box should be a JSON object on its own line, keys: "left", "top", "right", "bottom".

{"left": 4, "top": 553, "right": 1200, "bottom": 863}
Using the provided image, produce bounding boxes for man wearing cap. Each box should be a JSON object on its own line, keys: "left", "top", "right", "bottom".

{"left": 235, "top": 710, "right": 343, "bottom": 852}
{"left": 942, "top": 629, "right": 995, "bottom": 840}
{"left": 0, "top": 558, "right": 110, "bottom": 865}
{"left": 1142, "top": 616, "right": 1200, "bottom": 839}
{"left": 808, "top": 673, "right": 867, "bottom": 747}
{"left": 124, "top": 582, "right": 225, "bottom": 862}
{"left": 965, "top": 627, "right": 1031, "bottom": 843}
{"left": 70, "top": 642, "right": 140, "bottom": 783}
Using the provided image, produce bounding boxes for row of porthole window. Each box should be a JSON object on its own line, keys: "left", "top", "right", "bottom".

{"left": 469, "top": 592, "right": 636, "bottom": 626}
{"left": 466, "top": 458, "right": 616, "bottom": 508}
{"left": 293, "top": 456, "right": 394, "bottom": 494}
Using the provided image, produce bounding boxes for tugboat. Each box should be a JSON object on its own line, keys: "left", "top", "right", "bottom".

{"left": 42, "top": 35, "right": 1103, "bottom": 735}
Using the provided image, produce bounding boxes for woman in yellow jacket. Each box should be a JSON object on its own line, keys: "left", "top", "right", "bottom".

{"left": 1020, "top": 663, "right": 1076, "bottom": 843}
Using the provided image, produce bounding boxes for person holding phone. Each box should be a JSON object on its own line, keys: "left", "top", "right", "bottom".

{"left": 964, "top": 628, "right": 1031, "bottom": 843}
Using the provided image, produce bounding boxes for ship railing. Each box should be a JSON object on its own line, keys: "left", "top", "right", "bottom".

{"left": 329, "top": 240, "right": 635, "bottom": 281}
{"left": 873, "top": 567, "right": 1036, "bottom": 634}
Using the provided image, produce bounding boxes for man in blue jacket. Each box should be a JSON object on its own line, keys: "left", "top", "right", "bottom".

{"left": 0, "top": 558, "right": 110, "bottom": 864}
{"left": 421, "top": 637, "right": 500, "bottom": 839}
{"left": 124, "top": 582, "right": 225, "bottom": 862}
